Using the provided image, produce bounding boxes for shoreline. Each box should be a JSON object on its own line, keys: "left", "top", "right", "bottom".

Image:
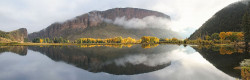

{"left": 0, "top": 42, "right": 142, "bottom": 46}
{"left": 0, "top": 42, "right": 245, "bottom": 47}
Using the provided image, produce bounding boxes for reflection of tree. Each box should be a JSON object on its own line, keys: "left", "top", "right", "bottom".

{"left": 141, "top": 44, "right": 159, "bottom": 48}
{"left": 219, "top": 47, "right": 245, "bottom": 55}
{"left": 0, "top": 46, "right": 27, "bottom": 56}
{"left": 78, "top": 44, "right": 159, "bottom": 49}
{"left": 192, "top": 46, "right": 250, "bottom": 78}
{"left": 204, "top": 45, "right": 211, "bottom": 49}
{"left": 236, "top": 59, "right": 250, "bottom": 80}
{"left": 219, "top": 47, "right": 233, "bottom": 55}
{"left": 197, "top": 45, "right": 212, "bottom": 50}
{"left": 195, "top": 45, "right": 245, "bottom": 55}
{"left": 79, "top": 44, "right": 134, "bottom": 48}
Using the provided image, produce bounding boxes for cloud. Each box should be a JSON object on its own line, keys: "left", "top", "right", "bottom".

{"left": 149, "top": 0, "right": 239, "bottom": 37}
{"left": 110, "top": 53, "right": 171, "bottom": 67}
{"left": 0, "top": 0, "right": 92, "bottom": 33}
{"left": 103, "top": 16, "right": 171, "bottom": 30}
{"left": 100, "top": 46, "right": 235, "bottom": 80}
{"left": 104, "top": 46, "right": 191, "bottom": 67}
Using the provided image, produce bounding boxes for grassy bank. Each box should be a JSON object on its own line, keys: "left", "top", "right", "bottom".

{"left": 0, "top": 42, "right": 246, "bottom": 47}
{"left": 0, "top": 42, "right": 142, "bottom": 46}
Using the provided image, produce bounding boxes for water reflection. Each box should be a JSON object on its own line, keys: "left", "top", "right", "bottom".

{"left": 0, "top": 46, "right": 27, "bottom": 56}
{"left": 234, "top": 59, "right": 250, "bottom": 80}
{"left": 141, "top": 44, "right": 159, "bottom": 48}
{"left": 240, "top": 68, "right": 250, "bottom": 80}
{"left": 79, "top": 44, "right": 134, "bottom": 48}
{"left": 0, "top": 45, "right": 243, "bottom": 80}
{"left": 192, "top": 45, "right": 250, "bottom": 79}
{"left": 28, "top": 45, "right": 175, "bottom": 75}
{"left": 78, "top": 44, "right": 159, "bottom": 49}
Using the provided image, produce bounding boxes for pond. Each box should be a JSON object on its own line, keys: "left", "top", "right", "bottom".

{"left": 0, "top": 44, "right": 248, "bottom": 80}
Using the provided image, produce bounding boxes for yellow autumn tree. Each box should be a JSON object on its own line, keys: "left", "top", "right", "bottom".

{"left": 141, "top": 36, "right": 159, "bottom": 43}
{"left": 165, "top": 38, "right": 169, "bottom": 41}
{"left": 225, "top": 32, "right": 233, "bottom": 37}
{"left": 123, "top": 37, "right": 136, "bottom": 43}
{"left": 236, "top": 32, "right": 244, "bottom": 41}
{"left": 136, "top": 39, "right": 142, "bottom": 43}
{"left": 150, "top": 37, "right": 159, "bottom": 43}
{"left": 219, "top": 32, "right": 226, "bottom": 40}
{"left": 39, "top": 39, "right": 44, "bottom": 43}
{"left": 225, "top": 32, "right": 233, "bottom": 40}
{"left": 219, "top": 32, "right": 227, "bottom": 43}
{"left": 172, "top": 38, "right": 178, "bottom": 41}
{"left": 141, "top": 36, "right": 150, "bottom": 43}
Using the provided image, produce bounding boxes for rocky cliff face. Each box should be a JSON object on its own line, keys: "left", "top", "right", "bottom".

{"left": 0, "top": 28, "right": 27, "bottom": 43}
{"left": 28, "top": 8, "right": 176, "bottom": 40}
{"left": 11, "top": 28, "right": 28, "bottom": 42}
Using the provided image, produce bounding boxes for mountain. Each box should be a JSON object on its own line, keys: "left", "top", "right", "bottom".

{"left": 0, "top": 28, "right": 28, "bottom": 43}
{"left": 28, "top": 8, "right": 180, "bottom": 40}
{"left": 189, "top": 1, "right": 249, "bottom": 40}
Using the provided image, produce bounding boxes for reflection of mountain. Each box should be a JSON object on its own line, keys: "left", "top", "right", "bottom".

{"left": 0, "top": 46, "right": 27, "bottom": 56}
{"left": 28, "top": 45, "right": 177, "bottom": 75}
{"left": 192, "top": 46, "right": 250, "bottom": 78}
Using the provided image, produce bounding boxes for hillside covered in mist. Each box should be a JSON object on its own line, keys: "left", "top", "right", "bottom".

{"left": 28, "top": 8, "right": 180, "bottom": 40}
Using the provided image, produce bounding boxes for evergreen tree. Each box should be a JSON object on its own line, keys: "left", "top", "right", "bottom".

{"left": 211, "top": 33, "right": 220, "bottom": 40}
{"left": 242, "top": 2, "right": 250, "bottom": 51}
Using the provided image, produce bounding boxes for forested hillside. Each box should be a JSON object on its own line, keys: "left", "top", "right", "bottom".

{"left": 189, "top": 1, "right": 249, "bottom": 40}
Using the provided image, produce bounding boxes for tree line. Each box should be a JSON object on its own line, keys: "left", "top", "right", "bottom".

{"left": 76, "top": 37, "right": 140, "bottom": 44}
{"left": 32, "top": 37, "right": 69, "bottom": 43}
{"left": 159, "top": 31, "right": 245, "bottom": 45}
{"left": 31, "top": 32, "right": 245, "bottom": 45}
{"left": 76, "top": 36, "right": 160, "bottom": 44}
{"left": 242, "top": 4, "right": 250, "bottom": 49}
{"left": 30, "top": 30, "right": 247, "bottom": 46}
{"left": 31, "top": 36, "right": 161, "bottom": 44}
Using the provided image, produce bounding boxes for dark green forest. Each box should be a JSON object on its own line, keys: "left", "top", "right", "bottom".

{"left": 189, "top": 1, "right": 249, "bottom": 40}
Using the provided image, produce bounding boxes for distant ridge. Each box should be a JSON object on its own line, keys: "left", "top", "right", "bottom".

{"left": 0, "top": 28, "right": 27, "bottom": 43}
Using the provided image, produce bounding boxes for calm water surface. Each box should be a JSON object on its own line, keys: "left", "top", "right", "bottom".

{"left": 0, "top": 44, "right": 248, "bottom": 80}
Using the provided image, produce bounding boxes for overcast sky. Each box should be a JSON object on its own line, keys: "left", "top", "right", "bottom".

{"left": 0, "top": 0, "right": 240, "bottom": 38}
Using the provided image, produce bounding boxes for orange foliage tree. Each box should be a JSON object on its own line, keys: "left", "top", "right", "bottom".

{"left": 219, "top": 32, "right": 226, "bottom": 40}
{"left": 236, "top": 32, "right": 244, "bottom": 41}
{"left": 141, "top": 36, "right": 159, "bottom": 43}
{"left": 39, "top": 39, "right": 44, "bottom": 43}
